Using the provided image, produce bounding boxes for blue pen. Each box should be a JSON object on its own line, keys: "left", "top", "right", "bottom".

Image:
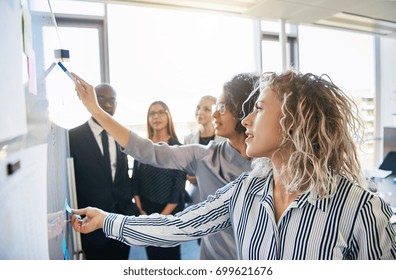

{"left": 57, "top": 61, "right": 76, "bottom": 82}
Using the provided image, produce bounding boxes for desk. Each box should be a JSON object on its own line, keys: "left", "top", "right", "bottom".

{"left": 374, "top": 175, "right": 396, "bottom": 230}
{"left": 375, "top": 175, "right": 396, "bottom": 206}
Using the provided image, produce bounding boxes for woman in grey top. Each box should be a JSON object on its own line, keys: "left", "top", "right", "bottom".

{"left": 72, "top": 72, "right": 260, "bottom": 260}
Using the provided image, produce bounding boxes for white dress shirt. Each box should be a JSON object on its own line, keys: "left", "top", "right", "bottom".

{"left": 88, "top": 118, "right": 117, "bottom": 180}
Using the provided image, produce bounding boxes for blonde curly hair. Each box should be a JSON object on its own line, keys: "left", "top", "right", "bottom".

{"left": 248, "top": 69, "right": 367, "bottom": 197}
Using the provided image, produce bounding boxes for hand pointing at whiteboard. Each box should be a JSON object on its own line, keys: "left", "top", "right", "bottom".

{"left": 71, "top": 73, "right": 100, "bottom": 115}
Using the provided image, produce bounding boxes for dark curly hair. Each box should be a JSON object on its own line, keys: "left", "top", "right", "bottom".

{"left": 223, "top": 73, "right": 260, "bottom": 134}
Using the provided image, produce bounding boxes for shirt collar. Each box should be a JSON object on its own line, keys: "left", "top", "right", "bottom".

{"left": 88, "top": 117, "right": 104, "bottom": 137}
{"left": 241, "top": 172, "right": 271, "bottom": 202}
{"left": 289, "top": 186, "right": 330, "bottom": 213}
{"left": 255, "top": 173, "right": 330, "bottom": 213}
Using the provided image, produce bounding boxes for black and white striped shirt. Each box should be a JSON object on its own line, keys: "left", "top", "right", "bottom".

{"left": 103, "top": 172, "right": 396, "bottom": 259}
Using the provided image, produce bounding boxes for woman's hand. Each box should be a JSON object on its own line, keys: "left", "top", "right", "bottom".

{"left": 71, "top": 73, "right": 101, "bottom": 115}
{"left": 70, "top": 207, "right": 108, "bottom": 234}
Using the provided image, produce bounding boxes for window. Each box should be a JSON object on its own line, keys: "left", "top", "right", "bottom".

{"left": 33, "top": 0, "right": 106, "bottom": 129}
{"left": 260, "top": 21, "right": 298, "bottom": 72}
{"left": 298, "top": 25, "right": 376, "bottom": 169}
{"left": 40, "top": 0, "right": 260, "bottom": 138}
{"left": 43, "top": 19, "right": 104, "bottom": 128}
{"left": 107, "top": 4, "right": 259, "bottom": 138}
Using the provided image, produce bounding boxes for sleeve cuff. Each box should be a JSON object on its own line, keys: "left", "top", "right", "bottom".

{"left": 103, "top": 213, "right": 127, "bottom": 241}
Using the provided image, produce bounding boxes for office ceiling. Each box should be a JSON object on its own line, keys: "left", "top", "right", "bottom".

{"left": 96, "top": 0, "right": 396, "bottom": 36}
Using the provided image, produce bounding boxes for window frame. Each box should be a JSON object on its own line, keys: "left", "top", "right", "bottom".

{"left": 260, "top": 28, "right": 299, "bottom": 71}
{"left": 54, "top": 14, "right": 109, "bottom": 83}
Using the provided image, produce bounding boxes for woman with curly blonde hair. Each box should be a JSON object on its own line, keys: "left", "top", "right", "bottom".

{"left": 248, "top": 70, "right": 367, "bottom": 197}
{"left": 72, "top": 69, "right": 395, "bottom": 260}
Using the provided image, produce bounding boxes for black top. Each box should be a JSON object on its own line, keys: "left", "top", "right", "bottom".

{"left": 199, "top": 135, "right": 215, "bottom": 145}
{"left": 131, "top": 137, "right": 187, "bottom": 205}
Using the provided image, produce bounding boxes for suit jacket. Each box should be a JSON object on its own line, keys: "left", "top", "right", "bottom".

{"left": 69, "top": 121, "right": 138, "bottom": 215}
{"left": 69, "top": 121, "right": 138, "bottom": 259}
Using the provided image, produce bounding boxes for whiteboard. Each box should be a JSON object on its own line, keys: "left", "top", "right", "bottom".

{"left": 0, "top": 144, "right": 49, "bottom": 259}
{"left": 0, "top": 0, "right": 28, "bottom": 143}
{"left": 0, "top": 0, "right": 77, "bottom": 260}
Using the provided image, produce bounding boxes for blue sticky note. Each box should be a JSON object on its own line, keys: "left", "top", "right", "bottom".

{"left": 65, "top": 199, "right": 81, "bottom": 219}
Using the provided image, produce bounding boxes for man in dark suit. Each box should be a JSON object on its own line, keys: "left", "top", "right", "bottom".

{"left": 69, "top": 83, "right": 138, "bottom": 260}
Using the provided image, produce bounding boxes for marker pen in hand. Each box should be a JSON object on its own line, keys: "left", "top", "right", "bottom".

{"left": 57, "top": 61, "right": 76, "bottom": 82}
{"left": 65, "top": 201, "right": 82, "bottom": 219}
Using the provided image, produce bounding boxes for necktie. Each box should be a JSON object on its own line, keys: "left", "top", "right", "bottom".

{"left": 101, "top": 130, "right": 111, "bottom": 176}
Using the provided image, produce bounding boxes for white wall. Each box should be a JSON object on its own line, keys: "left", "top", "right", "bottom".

{"left": 379, "top": 37, "right": 396, "bottom": 128}
{"left": 378, "top": 37, "right": 396, "bottom": 161}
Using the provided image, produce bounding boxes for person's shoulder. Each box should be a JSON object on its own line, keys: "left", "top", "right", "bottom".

{"left": 236, "top": 172, "right": 250, "bottom": 181}
{"left": 238, "top": 172, "right": 268, "bottom": 186}
{"left": 197, "top": 139, "right": 223, "bottom": 152}
{"left": 208, "top": 138, "right": 224, "bottom": 147}
{"left": 69, "top": 121, "right": 89, "bottom": 133}
{"left": 227, "top": 172, "right": 257, "bottom": 188}
{"left": 203, "top": 139, "right": 236, "bottom": 155}
{"left": 336, "top": 175, "right": 369, "bottom": 195}
{"left": 214, "top": 135, "right": 227, "bottom": 143}
{"left": 335, "top": 175, "right": 394, "bottom": 222}
{"left": 227, "top": 172, "right": 269, "bottom": 198}
{"left": 211, "top": 139, "right": 240, "bottom": 155}
{"left": 331, "top": 175, "right": 380, "bottom": 209}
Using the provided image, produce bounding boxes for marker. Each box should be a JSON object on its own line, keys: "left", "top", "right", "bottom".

{"left": 57, "top": 61, "right": 76, "bottom": 82}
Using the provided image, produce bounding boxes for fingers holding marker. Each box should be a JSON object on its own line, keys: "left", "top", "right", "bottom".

{"left": 71, "top": 73, "right": 86, "bottom": 99}
{"left": 70, "top": 209, "right": 85, "bottom": 232}
{"left": 71, "top": 73, "right": 89, "bottom": 88}
{"left": 71, "top": 73, "right": 95, "bottom": 97}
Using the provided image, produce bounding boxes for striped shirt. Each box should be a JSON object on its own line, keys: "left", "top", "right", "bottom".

{"left": 103, "top": 172, "right": 396, "bottom": 260}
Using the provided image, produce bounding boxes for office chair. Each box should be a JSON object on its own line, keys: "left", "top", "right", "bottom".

{"left": 379, "top": 151, "right": 396, "bottom": 175}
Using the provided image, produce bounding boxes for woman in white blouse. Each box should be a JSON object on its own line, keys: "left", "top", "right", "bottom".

{"left": 71, "top": 69, "right": 395, "bottom": 260}
{"left": 184, "top": 95, "right": 226, "bottom": 206}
